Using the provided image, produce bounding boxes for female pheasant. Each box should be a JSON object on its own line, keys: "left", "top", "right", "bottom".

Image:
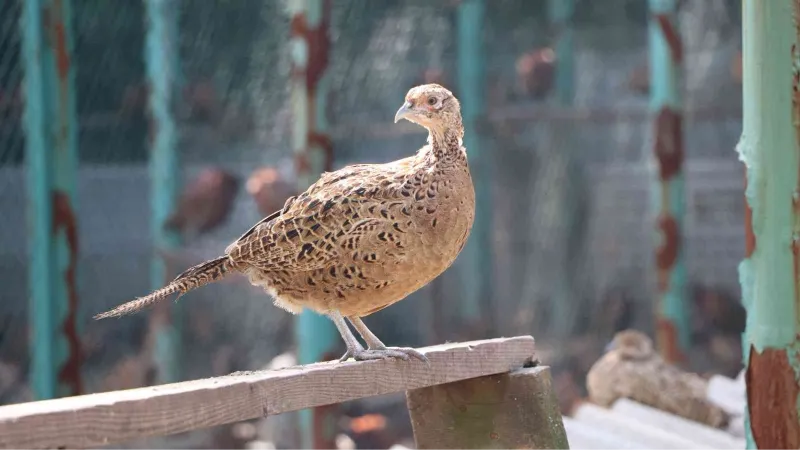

{"left": 586, "top": 330, "right": 730, "bottom": 428}
{"left": 95, "top": 84, "right": 475, "bottom": 362}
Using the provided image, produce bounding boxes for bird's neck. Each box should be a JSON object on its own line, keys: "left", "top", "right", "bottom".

{"left": 427, "top": 126, "right": 465, "bottom": 161}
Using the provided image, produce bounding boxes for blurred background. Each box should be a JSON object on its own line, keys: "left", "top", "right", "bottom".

{"left": 0, "top": 0, "right": 745, "bottom": 448}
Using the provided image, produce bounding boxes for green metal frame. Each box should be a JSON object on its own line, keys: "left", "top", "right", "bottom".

{"left": 648, "top": 0, "right": 690, "bottom": 362}
{"left": 288, "top": 0, "right": 339, "bottom": 447}
{"left": 456, "top": 0, "right": 491, "bottom": 331}
{"left": 22, "top": 0, "right": 83, "bottom": 400}
{"left": 739, "top": 1, "right": 800, "bottom": 447}
{"left": 145, "top": 0, "right": 183, "bottom": 384}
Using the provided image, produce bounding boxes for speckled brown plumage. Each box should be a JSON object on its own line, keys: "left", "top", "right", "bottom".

{"left": 586, "top": 329, "right": 730, "bottom": 428}
{"left": 95, "top": 84, "right": 474, "bottom": 362}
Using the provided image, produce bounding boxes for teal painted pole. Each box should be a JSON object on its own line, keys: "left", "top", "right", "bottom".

{"left": 288, "top": 0, "right": 339, "bottom": 448}
{"left": 739, "top": 1, "right": 800, "bottom": 447}
{"left": 648, "top": 0, "right": 689, "bottom": 364}
{"left": 548, "top": 0, "right": 574, "bottom": 104}
{"left": 21, "top": 0, "right": 83, "bottom": 400}
{"left": 145, "top": 0, "right": 182, "bottom": 384}
{"left": 456, "top": 0, "right": 491, "bottom": 332}
{"left": 547, "top": 0, "right": 576, "bottom": 340}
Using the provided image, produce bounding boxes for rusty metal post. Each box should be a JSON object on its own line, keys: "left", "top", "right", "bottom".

{"left": 21, "top": 0, "right": 83, "bottom": 400}
{"left": 288, "top": 0, "right": 339, "bottom": 448}
{"left": 648, "top": 0, "right": 689, "bottom": 363}
{"left": 145, "top": 0, "right": 182, "bottom": 384}
{"left": 739, "top": 1, "right": 800, "bottom": 448}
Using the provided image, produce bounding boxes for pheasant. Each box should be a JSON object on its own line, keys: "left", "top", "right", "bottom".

{"left": 586, "top": 329, "right": 730, "bottom": 428}
{"left": 94, "top": 84, "right": 475, "bottom": 362}
{"left": 164, "top": 167, "right": 240, "bottom": 238}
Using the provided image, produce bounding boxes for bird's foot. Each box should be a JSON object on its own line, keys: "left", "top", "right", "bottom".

{"left": 339, "top": 343, "right": 365, "bottom": 362}
{"left": 342, "top": 346, "right": 429, "bottom": 364}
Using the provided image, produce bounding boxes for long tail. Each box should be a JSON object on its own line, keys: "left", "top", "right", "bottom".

{"left": 93, "top": 255, "right": 233, "bottom": 320}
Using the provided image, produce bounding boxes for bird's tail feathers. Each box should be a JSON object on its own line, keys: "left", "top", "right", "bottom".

{"left": 93, "top": 255, "right": 233, "bottom": 320}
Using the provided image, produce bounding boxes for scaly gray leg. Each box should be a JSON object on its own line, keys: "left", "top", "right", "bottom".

{"left": 347, "top": 316, "right": 428, "bottom": 363}
{"left": 328, "top": 310, "right": 366, "bottom": 362}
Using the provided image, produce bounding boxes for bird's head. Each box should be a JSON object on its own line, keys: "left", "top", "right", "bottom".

{"left": 605, "top": 329, "right": 654, "bottom": 360}
{"left": 394, "top": 84, "right": 462, "bottom": 136}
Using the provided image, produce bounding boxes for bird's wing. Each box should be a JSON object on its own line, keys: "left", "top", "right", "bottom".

{"left": 645, "top": 360, "right": 729, "bottom": 426}
{"left": 226, "top": 161, "right": 412, "bottom": 272}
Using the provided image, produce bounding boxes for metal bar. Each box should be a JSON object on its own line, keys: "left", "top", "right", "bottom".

{"left": 145, "top": 0, "right": 182, "bottom": 384}
{"left": 648, "top": 0, "right": 689, "bottom": 364}
{"left": 740, "top": 1, "right": 800, "bottom": 448}
{"left": 21, "top": 0, "right": 83, "bottom": 400}
{"left": 456, "top": 0, "right": 491, "bottom": 333}
{"left": 287, "top": 0, "right": 339, "bottom": 448}
{"left": 548, "top": 0, "right": 574, "bottom": 104}
{"left": 547, "top": 0, "right": 577, "bottom": 340}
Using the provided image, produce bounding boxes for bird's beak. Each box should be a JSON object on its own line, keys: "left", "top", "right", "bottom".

{"left": 604, "top": 340, "right": 616, "bottom": 353}
{"left": 394, "top": 101, "right": 413, "bottom": 123}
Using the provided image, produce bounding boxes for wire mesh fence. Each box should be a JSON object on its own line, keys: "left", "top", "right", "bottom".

{"left": 0, "top": 0, "right": 746, "bottom": 447}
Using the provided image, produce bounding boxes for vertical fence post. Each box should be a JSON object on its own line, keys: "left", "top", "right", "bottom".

{"left": 21, "top": 0, "right": 83, "bottom": 400}
{"left": 548, "top": 0, "right": 574, "bottom": 105}
{"left": 648, "top": 0, "right": 689, "bottom": 364}
{"left": 547, "top": 0, "right": 577, "bottom": 340}
{"left": 739, "top": 1, "right": 800, "bottom": 447}
{"left": 145, "top": 0, "right": 182, "bottom": 384}
{"left": 456, "top": 0, "right": 491, "bottom": 334}
{"left": 288, "top": 0, "right": 338, "bottom": 448}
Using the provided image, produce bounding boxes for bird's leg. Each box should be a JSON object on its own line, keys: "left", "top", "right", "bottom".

{"left": 347, "top": 316, "right": 429, "bottom": 363}
{"left": 328, "top": 310, "right": 366, "bottom": 362}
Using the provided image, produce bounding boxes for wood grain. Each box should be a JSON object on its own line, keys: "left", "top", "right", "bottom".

{"left": 406, "top": 365, "right": 568, "bottom": 449}
{"left": 0, "top": 336, "right": 535, "bottom": 449}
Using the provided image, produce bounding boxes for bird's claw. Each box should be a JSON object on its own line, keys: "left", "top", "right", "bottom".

{"left": 340, "top": 346, "right": 429, "bottom": 364}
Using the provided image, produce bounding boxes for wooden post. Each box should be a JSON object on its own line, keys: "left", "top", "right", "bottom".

{"left": 648, "top": 0, "right": 690, "bottom": 364}
{"left": 287, "top": 0, "right": 339, "bottom": 448}
{"left": 21, "top": 0, "right": 83, "bottom": 399}
{"left": 145, "top": 0, "right": 183, "bottom": 384}
{"left": 739, "top": 0, "right": 800, "bottom": 448}
{"left": 406, "top": 365, "right": 569, "bottom": 449}
{"left": 456, "top": 0, "right": 492, "bottom": 334}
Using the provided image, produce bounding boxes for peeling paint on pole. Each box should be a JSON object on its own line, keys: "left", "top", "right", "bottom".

{"left": 288, "top": 1, "right": 338, "bottom": 448}
{"left": 648, "top": 0, "right": 689, "bottom": 364}
{"left": 145, "top": 0, "right": 182, "bottom": 384}
{"left": 739, "top": 1, "right": 800, "bottom": 448}
{"left": 21, "top": 0, "right": 83, "bottom": 399}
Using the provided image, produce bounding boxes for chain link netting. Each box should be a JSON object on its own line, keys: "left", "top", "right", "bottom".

{"left": 0, "top": 0, "right": 746, "bottom": 447}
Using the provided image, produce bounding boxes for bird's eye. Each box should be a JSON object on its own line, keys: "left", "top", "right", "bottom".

{"left": 427, "top": 97, "right": 437, "bottom": 106}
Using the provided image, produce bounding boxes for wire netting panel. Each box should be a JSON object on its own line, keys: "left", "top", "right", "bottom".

{"left": 0, "top": 0, "right": 27, "bottom": 405}
{"left": 0, "top": 0, "right": 747, "bottom": 446}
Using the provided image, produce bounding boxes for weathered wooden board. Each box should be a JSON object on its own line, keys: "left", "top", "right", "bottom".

{"left": 0, "top": 336, "right": 535, "bottom": 449}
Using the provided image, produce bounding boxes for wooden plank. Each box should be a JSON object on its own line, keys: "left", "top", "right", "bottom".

{"left": 406, "top": 365, "right": 568, "bottom": 449}
{"left": 572, "top": 403, "right": 710, "bottom": 449}
{"left": 611, "top": 399, "right": 745, "bottom": 449}
{"left": 0, "top": 336, "right": 536, "bottom": 449}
